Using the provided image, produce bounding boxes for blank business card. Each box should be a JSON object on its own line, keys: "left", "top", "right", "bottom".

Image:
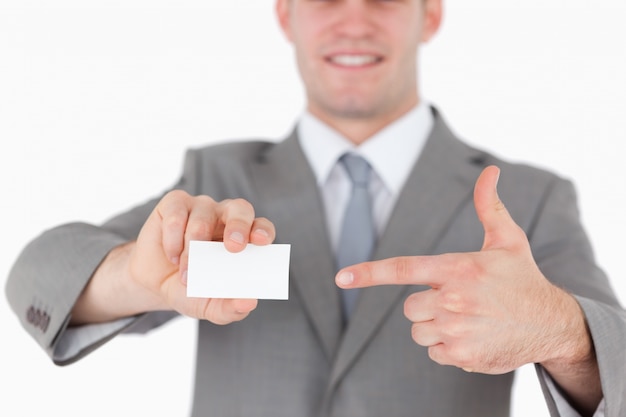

{"left": 186, "top": 241, "right": 291, "bottom": 300}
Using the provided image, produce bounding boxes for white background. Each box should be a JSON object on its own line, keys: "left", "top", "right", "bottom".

{"left": 1, "top": 1, "right": 625, "bottom": 416}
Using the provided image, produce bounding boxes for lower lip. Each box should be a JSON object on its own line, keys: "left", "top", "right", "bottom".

{"left": 326, "top": 59, "right": 382, "bottom": 70}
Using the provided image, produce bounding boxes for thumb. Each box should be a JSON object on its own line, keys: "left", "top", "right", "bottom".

{"left": 474, "top": 165, "right": 522, "bottom": 251}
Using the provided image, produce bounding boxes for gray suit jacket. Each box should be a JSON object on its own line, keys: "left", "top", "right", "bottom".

{"left": 6, "top": 107, "right": 626, "bottom": 416}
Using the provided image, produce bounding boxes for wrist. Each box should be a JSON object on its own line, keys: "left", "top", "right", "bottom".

{"left": 540, "top": 289, "right": 594, "bottom": 369}
{"left": 71, "top": 242, "right": 165, "bottom": 325}
{"left": 537, "top": 289, "right": 602, "bottom": 416}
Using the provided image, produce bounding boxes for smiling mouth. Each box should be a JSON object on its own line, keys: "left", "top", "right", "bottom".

{"left": 327, "top": 54, "right": 383, "bottom": 68}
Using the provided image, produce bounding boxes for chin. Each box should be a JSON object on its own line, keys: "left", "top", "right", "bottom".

{"left": 323, "top": 97, "right": 381, "bottom": 120}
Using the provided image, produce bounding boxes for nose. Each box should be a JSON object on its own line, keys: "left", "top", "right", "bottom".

{"left": 331, "top": 0, "right": 376, "bottom": 39}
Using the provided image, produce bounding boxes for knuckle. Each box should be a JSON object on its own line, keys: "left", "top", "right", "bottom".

{"left": 230, "top": 198, "right": 255, "bottom": 214}
{"left": 403, "top": 294, "right": 417, "bottom": 318}
{"left": 439, "top": 289, "right": 466, "bottom": 313}
{"left": 158, "top": 191, "right": 192, "bottom": 225}
{"left": 393, "top": 257, "right": 416, "bottom": 283}
{"left": 195, "top": 194, "right": 216, "bottom": 207}
{"left": 447, "top": 344, "right": 473, "bottom": 368}
{"left": 428, "top": 345, "right": 445, "bottom": 364}
{"left": 163, "top": 189, "right": 190, "bottom": 203}
{"left": 410, "top": 323, "right": 423, "bottom": 344}
{"left": 255, "top": 217, "right": 273, "bottom": 228}
{"left": 254, "top": 217, "right": 275, "bottom": 233}
{"left": 442, "top": 315, "right": 468, "bottom": 339}
{"left": 219, "top": 198, "right": 233, "bottom": 207}
{"left": 163, "top": 215, "right": 186, "bottom": 232}
{"left": 454, "top": 255, "right": 482, "bottom": 279}
{"left": 428, "top": 343, "right": 475, "bottom": 369}
{"left": 186, "top": 221, "right": 213, "bottom": 240}
{"left": 493, "top": 199, "right": 507, "bottom": 214}
{"left": 200, "top": 300, "right": 226, "bottom": 325}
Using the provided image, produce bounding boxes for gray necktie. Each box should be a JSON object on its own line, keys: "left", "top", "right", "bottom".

{"left": 336, "top": 153, "right": 376, "bottom": 323}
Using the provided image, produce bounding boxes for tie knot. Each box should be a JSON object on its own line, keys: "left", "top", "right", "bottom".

{"left": 340, "top": 153, "right": 371, "bottom": 188}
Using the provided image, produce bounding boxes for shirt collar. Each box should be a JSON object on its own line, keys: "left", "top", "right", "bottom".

{"left": 297, "top": 101, "right": 434, "bottom": 195}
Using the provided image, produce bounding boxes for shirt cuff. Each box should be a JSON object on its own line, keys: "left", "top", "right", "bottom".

{"left": 53, "top": 317, "right": 136, "bottom": 362}
{"left": 540, "top": 366, "right": 606, "bottom": 417}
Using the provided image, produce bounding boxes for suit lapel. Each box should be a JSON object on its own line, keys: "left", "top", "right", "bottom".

{"left": 248, "top": 132, "right": 343, "bottom": 361}
{"left": 246, "top": 109, "right": 490, "bottom": 393}
{"left": 326, "top": 107, "right": 489, "bottom": 391}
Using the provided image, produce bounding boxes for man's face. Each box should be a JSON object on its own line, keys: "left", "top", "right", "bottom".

{"left": 277, "top": 0, "right": 441, "bottom": 128}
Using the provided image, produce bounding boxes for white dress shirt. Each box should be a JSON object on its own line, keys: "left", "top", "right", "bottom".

{"left": 297, "top": 102, "right": 604, "bottom": 417}
{"left": 297, "top": 102, "right": 433, "bottom": 252}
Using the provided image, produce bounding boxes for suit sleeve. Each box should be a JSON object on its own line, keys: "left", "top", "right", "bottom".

{"left": 523, "top": 176, "right": 626, "bottom": 417}
{"left": 4, "top": 149, "right": 202, "bottom": 365}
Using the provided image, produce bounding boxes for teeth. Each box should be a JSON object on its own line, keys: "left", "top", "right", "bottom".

{"left": 330, "top": 55, "right": 379, "bottom": 67}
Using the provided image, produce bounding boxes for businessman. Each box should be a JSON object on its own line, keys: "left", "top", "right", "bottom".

{"left": 6, "top": 0, "right": 626, "bottom": 416}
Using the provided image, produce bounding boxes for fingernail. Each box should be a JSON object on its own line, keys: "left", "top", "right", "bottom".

{"left": 181, "top": 270, "right": 188, "bottom": 285}
{"left": 254, "top": 228, "right": 270, "bottom": 238}
{"left": 230, "top": 231, "right": 245, "bottom": 244}
{"left": 337, "top": 271, "right": 354, "bottom": 286}
{"left": 170, "top": 256, "right": 179, "bottom": 265}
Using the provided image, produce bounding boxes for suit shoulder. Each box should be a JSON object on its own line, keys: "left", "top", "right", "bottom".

{"left": 174, "top": 138, "right": 281, "bottom": 199}
{"left": 186, "top": 139, "right": 277, "bottom": 164}
{"left": 489, "top": 154, "right": 571, "bottom": 191}
{"left": 459, "top": 138, "right": 570, "bottom": 188}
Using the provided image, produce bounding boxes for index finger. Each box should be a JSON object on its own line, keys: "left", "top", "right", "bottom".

{"left": 335, "top": 255, "right": 450, "bottom": 289}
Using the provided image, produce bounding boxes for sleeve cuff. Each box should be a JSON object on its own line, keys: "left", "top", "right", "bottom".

{"left": 53, "top": 317, "right": 136, "bottom": 363}
{"left": 539, "top": 366, "right": 606, "bottom": 417}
